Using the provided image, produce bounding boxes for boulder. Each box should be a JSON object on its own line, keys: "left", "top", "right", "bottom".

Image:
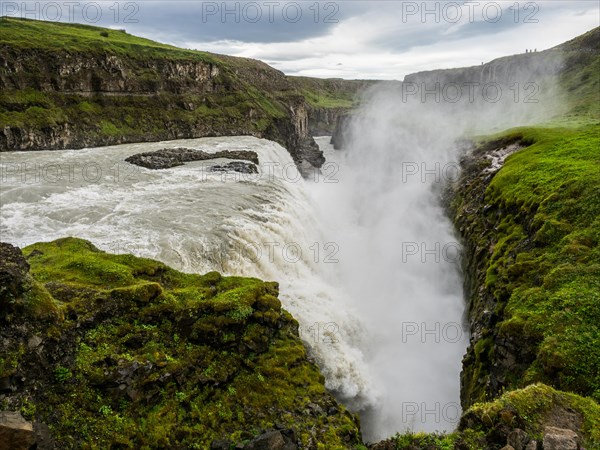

{"left": 542, "top": 426, "right": 579, "bottom": 450}
{"left": 507, "top": 428, "right": 530, "bottom": 450}
{"left": 0, "top": 411, "right": 36, "bottom": 450}
{"left": 209, "top": 161, "right": 258, "bottom": 174}
{"left": 244, "top": 429, "right": 297, "bottom": 450}
{"left": 0, "top": 243, "right": 30, "bottom": 315}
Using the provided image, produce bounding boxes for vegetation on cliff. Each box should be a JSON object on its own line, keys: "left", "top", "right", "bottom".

{"left": 453, "top": 123, "right": 600, "bottom": 407}
{"left": 0, "top": 238, "right": 361, "bottom": 449}
{"left": 288, "top": 77, "right": 372, "bottom": 109}
{"left": 287, "top": 76, "right": 374, "bottom": 135}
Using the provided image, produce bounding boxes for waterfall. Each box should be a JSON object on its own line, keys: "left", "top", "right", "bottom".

{"left": 307, "top": 87, "right": 470, "bottom": 440}
{"left": 0, "top": 136, "right": 378, "bottom": 421}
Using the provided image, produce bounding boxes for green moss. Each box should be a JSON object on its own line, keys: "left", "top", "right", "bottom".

{"left": 0, "top": 344, "right": 25, "bottom": 378}
{"left": 392, "top": 384, "right": 600, "bottom": 449}
{"left": 0, "top": 237, "right": 361, "bottom": 448}
{"left": 464, "top": 384, "right": 600, "bottom": 446}
{"left": 452, "top": 121, "right": 600, "bottom": 405}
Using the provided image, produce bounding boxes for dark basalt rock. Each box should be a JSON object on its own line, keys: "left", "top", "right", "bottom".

{"left": 0, "top": 411, "right": 36, "bottom": 450}
{"left": 0, "top": 243, "right": 31, "bottom": 316}
{"left": 330, "top": 113, "right": 353, "bottom": 150}
{"left": 209, "top": 161, "right": 258, "bottom": 174}
{"left": 125, "top": 147, "right": 259, "bottom": 170}
{"left": 240, "top": 429, "right": 297, "bottom": 450}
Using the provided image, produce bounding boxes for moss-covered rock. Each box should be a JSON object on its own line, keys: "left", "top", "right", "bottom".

{"left": 0, "top": 237, "right": 361, "bottom": 449}
{"left": 370, "top": 384, "right": 599, "bottom": 450}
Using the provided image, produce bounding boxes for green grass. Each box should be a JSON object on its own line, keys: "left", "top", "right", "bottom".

{"left": 298, "top": 88, "right": 356, "bottom": 109}
{"left": 1, "top": 238, "right": 361, "bottom": 448}
{"left": 288, "top": 76, "right": 373, "bottom": 109}
{"left": 484, "top": 124, "right": 600, "bottom": 400}
{"left": 0, "top": 17, "right": 216, "bottom": 62}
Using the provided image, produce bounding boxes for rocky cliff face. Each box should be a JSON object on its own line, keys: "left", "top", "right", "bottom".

{"left": 0, "top": 18, "right": 323, "bottom": 173}
{"left": 446, "top": 135, "right": 537, "bottom": 407}
{"left": 0, "top": 48, "right": 221, "bottom": 93}
{"left": 287, "top": 76, "right": 376, "bottom": 136}
{"left": 305, "top": 106, "right": 349, "bottom": 136}
{"left": 403, "top": 51, "right": 564, "bottom": 86}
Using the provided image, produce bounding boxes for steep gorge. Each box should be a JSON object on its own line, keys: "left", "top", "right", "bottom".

{"left": 328, "top": 26, "right": 600, "bottom": 449}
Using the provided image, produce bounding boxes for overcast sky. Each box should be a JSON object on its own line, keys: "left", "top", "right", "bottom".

{"left": 4, "top": 1, "right": 599, "bottom": 79}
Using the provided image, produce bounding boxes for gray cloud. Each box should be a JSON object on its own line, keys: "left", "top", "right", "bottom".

{"left": 2, "top": 1, "right": 598, "bottom": 79}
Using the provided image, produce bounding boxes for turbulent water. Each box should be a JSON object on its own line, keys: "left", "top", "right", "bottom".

{"left": 0, "top": 132, "right": 467, "bottom": 440}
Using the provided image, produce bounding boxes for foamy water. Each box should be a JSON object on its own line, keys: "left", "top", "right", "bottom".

{"left": 0, "top": 133, "right": 467, "bottom": 440}
{"left": 0, "top": 136, "right": 377, "bottom": 414}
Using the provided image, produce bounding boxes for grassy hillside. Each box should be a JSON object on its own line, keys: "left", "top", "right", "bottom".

{"left": 555, "top": 27, "right": 600, "bottom": 118}
{"left": 0, "top": 16, "right": 215, "bottom": 61}
{"left": 0, "top": 17, "right": 298, "bottom": 154}
{"left": 288, "top": 76, "right": 374, "bottom": 109}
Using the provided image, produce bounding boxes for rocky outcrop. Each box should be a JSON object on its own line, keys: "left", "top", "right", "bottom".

{"left": 0, "top": 48, "right": 221, "bottom": 94}
{"left": 446, "top": 135, "right": 538, "bottom": 407}
{"left": 209, "top": 161, "right": 258, "bottom": 174}
{"left": 0, "top": 411, "right": 36, "bottom": 450}
{"left": 0, "top": 238, "right": 362, "bottom": 448}
{"left": 124, "top": 147, "right": 259, "bottom": 170}
{"left": 330, "top": 113, "right": 353, "bottom": 150}
{"left": 212, "top": 428, "right": 298, "bottom": 450}
{"left": 306, "top": 106, "right": 350, "bottom": 136}
{"left": 0, "top": 243, "right": 31, "bottom": 314}
{"left": 543, "top": 427, "right": 579, "bottom": 450}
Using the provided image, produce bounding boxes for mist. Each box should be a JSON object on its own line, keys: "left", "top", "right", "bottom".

{"left": 308, "top": 56, "right": 564, "bottom": 441}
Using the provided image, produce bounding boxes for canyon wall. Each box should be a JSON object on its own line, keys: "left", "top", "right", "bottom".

{"left": 0, "top": 18, "right": 324, "bottom": 172}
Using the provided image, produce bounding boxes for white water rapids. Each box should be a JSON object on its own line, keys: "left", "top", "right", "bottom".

{"left": 0, "top": 131, "right": 467, "bottom": 440}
